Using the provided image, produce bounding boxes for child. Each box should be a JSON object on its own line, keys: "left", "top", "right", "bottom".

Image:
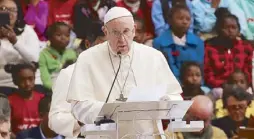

{"left": 180, "top": 61, "right": 210, "bottom": 100}
{"left": 215, "top": 71, "right": 254, "bottom": 119}
{"left": 134, "top": 15, "right": 153, "bottom": 47}
{"left": 204, "top": 14, "right": 253, "bottom": 88}
{"left": 5, "top": 63, "right": 45, "bottom": 134}
{"left": 39, "top": 22, "right": 77, "bottom": 90}
{"left": 16, "top": 96, "right": 64, "bottom": 138}
{"left": 22, "top": 0, "right": 48, "bottom": 41}
{"left": 153, "top": 4, "right": 204, "bottom": 81}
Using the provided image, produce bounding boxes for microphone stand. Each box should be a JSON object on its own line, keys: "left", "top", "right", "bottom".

{"left": 95, "top": 51, "right": 122, "bottom": 126}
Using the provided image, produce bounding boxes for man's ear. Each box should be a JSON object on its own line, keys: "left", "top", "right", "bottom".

{"left": 102, "top": 26, "right": 108, "bottom": 36}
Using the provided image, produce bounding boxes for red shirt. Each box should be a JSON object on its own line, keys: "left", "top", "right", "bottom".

{"left": 8, "top": 91, "right": 45, "bottom": 134}
{"left": 116, "top": 0, "right": 155, "bottom": 36}
{"left": 48, "top": 0, "right": 77, "bottom": 26}
{"left": 204, "top": 37, "right": 253, "bottom": 88}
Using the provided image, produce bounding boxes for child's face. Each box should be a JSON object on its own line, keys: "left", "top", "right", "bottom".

{"left": 50, "top": 25, "right": 70, "bottom": 51}
{"left": 17, "top": 69, "right": 35, "bottom": 93}
{"left": 231, "top": 73, "right": 248, "bottom": 90}
{"left": 134, "top": 20, "right": 145, "bottom": 43}
{"left": 184, "top": 66, "right": 202, "bottom": 87}
{"left": 221, "top": 18, "right": 239, "bottom": 40}
{"left": 170, "top": 9, "right": 191, "bottom": 35}
{"left": 93, "top": 36, "right": 106, "bottom": 46}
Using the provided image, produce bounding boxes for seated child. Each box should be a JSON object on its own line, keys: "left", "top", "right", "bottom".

{"left": 16, "top": 96, "right": 64, "bottom": 138}
{"left": 5, "top": 63, "right": 45, "bottom": 134}
{"left": 215, "top": 71, "right": 254, "bottom": 119}
{"left": 180, "top": 61, "right": 211, "bottom": 100}
{"left": 204, "top": 14, "right": 253, "bottom": 88}
{"left": 153, "top": 4, "right": 204, "bottom": 81}
{"left": 39, "top": 22, "right": 77, "bottom": 90}
{"left": 134, "top": 15, "right": 153, "bottom": 47}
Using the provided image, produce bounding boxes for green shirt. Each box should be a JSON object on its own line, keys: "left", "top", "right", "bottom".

{"left": 39, "top": 46, "right": 77, "bottom": 90}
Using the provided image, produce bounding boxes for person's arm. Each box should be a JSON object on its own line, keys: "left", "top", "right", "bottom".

{"left": 243, "top": 43, "right": 253, "bottom": 85}
{"left": 49, "top": 65, "right": 80, "bottom": 137}
{"left": 151, "top": 0, "right": 169, "bottom": 36}
{"left": 191, "top": 1, "right": 217, "bottom": 33}
{"left": 24, "top": 2, "right": 48, "bottom": 34}
{"left": 39, "top": 52, "right": 53, "bottom": 90}
{"left": 33, "top": 2, "right": 49, "bottom": 34}
{"left": 13, "top": 26, "right": 40, "bottom": 62}
{"left": 66, "top": 52, "right": 104, "bottom": 124}
{"left": 204, "top": 44, "right": 224, "bottom": 88}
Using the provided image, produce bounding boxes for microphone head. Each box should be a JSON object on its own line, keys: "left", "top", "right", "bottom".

{"left": 117, "top": 51, "right": 121, "bottom": 55}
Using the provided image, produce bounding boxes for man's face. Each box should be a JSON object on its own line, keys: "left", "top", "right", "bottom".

{"left": 226, "top": 96, "right": 248, "bottom": 122}
{"left": 103, "top": 16, "right": 135, "bottom": 55}
{"left": 0, "top": 121, "right": 10, "bottom": 139}
{"left": 186, "top": 109, "right": 211, "bottom": 134}
{"left": 134, "top": 20, "right": 145, "bottom": 43}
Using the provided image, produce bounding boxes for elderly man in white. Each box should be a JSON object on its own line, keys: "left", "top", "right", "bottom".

{"left": 66, "top": 7, "right": 182, "bottom": 139}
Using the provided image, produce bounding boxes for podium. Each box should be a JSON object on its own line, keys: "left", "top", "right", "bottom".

{"left": 81, "top": 101, "right": 204, "bottom": 139}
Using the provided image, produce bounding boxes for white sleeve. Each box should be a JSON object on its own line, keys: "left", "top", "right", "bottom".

{"left": 67, "top": 52, "right": 104, "bottom": 124}
{"left": 13, "top": 25, "right": 40, "bottom": 62}
{"left": 156, "top": 52, "right": 183, "bottom": 100}
{"left": 49, "top": 65, "right": 80, "bottom": 137}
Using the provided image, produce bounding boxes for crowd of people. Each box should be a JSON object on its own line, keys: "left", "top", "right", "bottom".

{"left": 0, "top": 0, "right": 254, "bottom": 138}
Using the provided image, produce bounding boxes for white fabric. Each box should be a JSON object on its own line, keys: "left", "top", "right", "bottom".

{"left": 0, "top": 25, "right": 41, "bottom": 87}
{"left": 172, "top": 33, "right": 186, "bottom": 46}
{"left": 104, "top": 7, "right": 133, "bottom": 24}
{"left": 67, "top": 41, "right": 182, "bottom": 139}
{"left": 49, "top": 64, "right": 80, "bottom": 138}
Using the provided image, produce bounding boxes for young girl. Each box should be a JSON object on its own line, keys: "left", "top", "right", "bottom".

{"left": 5, "top": 63, "right": 45, "bottom": 134}
{"left": 204, "top": 14, "right": 253, "bottom": 88}
{"left": 39, "top": 22, "right": 77, "bottom": 90}
{"left": 153, "top": 4, "right": 204, "bottom": 81}
{"left": 215, "top": 71, "right": 254, "bottom": 119}
{"left": 21, "top": 0, "right": 48, "bottom": 41}
{"left": 180, "top": 61, "right": 206, "bottom": 100}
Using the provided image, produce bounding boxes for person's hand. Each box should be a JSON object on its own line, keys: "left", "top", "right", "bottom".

{"left": 211, "top": 0, "right": 221, "bottom": 9}
{"left": 1, "top": 25, "right": 17, "bottom": 44}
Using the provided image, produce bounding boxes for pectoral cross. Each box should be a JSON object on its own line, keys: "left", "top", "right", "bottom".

{"left": 116, "top": 94, "right": 127, "bottom": 102}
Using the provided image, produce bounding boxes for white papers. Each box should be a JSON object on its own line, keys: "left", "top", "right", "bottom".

{"left": 127, "top": 84, "right": 167, "bottom": 102}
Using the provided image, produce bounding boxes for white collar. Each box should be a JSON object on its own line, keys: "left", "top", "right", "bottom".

{"left": 172, "top": 33, "right": 186, "bottom": 46}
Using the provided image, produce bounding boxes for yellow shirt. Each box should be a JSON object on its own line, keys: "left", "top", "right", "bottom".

{"left": 215, "top": 99, "right": 254, "bottom": 118}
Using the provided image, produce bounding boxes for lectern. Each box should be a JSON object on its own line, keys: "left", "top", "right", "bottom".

{"left": 81, "top": 101, "right": 204, "bottom": 139}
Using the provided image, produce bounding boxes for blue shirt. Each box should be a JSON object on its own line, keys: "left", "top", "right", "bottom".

{"left": 191, "top": 0, "right": 229, "bottom": 33}
{"left": 152, "top": 0, "right": 194, "bottom": 36}
{"left": 153, "top": 29, "right": 204, "bottom": 81}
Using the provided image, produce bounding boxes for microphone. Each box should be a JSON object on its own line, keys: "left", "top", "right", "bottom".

{"left": 105, "top": 51, "right": 122, "bottom": 103}
{"left": 95, "top": 51, "right": 121, "bottom": 126}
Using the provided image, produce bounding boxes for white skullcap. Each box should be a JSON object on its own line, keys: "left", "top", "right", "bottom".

{"left": 104, "top": 7, "right": 133, "bottom": 24}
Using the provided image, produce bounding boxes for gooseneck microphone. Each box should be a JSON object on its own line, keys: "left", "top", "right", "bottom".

{"left": 105, "top": 51, "right": 122, "bottom": 103}
{"left": 95, "top": 51, "right": 121, "bottom": 126}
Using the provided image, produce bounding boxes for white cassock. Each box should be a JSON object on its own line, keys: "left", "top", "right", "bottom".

{"left": 48, "top": 64, "right": 81, "bottom": 138}
{"left": 67, "top": 41, "right": 183, "bottom": 139}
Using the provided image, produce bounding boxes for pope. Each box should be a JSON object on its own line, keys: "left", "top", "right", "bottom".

{"left": 66, "top": 7, "right": 183, "bottom": 139}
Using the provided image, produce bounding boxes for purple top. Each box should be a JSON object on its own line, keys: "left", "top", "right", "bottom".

{"left": 24, "top": 0, "right": 48, "bottom": 41}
